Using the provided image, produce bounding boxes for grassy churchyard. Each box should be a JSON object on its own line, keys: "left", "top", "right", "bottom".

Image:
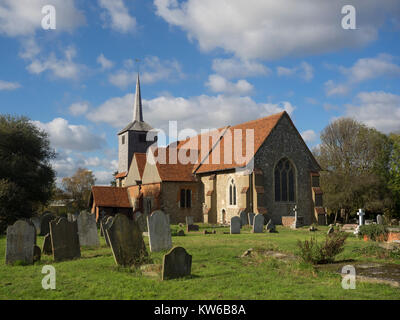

{"left": 1, "top": 224, "right": 400, "bottom": 300}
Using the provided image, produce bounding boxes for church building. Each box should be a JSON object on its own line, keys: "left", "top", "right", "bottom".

{"left": 90, "top": 74, "right": 326, "bottom": 226}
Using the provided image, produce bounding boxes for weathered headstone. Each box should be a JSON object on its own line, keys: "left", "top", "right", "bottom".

{"left": 39, "top": 212, "right": 55, "bottom": 236}
{"left": 239, "top": 210, "right": 248, "bottom": 226}
{"left": 185, "top": 216, "right": 194, "bottom": 226}
{"left": 187, "top": 224, "right": 199, "bottom": 232}
{"left": 266, "top": 219, "right": 276, "bottom": 233}
{"left": 106, "top": 214, "right": 148, "bottom": 266}
{"left": 248, "top": 212, "right": 255, "bottom": 226}
{"left": 252, "top": 214, "right": 264, "bottom": 233}
{"left": 50, "top": 218, "right": 81, "bottom": 262}
{"left": 230, "top": 216, "right": 241, "bottom": 234}
{"left": 42, "top": 233, "right": 52, "bottom": 255}
{"left": 134, "top": 211, "right": 148, "bottom": 232}
{"left": 5, "top": 220, "right": 36, "bottom": 265}
{"left": 102, "top": 216, "right": 114, "bottom": 246}
{"left": 377, "top": 215, "right": 383, "bottom": 225}
{"left": 30, "top": 216, "right": 41, "bottom": 235}
{"left": 162, "top": 247, "right": 192, "bottom": 280}
{"left": 147, "top": 210, "right": 172, "bottom": 252}
{"left": 77, "top": 211, "right": 100, "bottom": 247}
{"left": 33, "top": 245, "right": 41, "bottom": 262}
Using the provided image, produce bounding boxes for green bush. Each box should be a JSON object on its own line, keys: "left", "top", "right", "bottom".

{"left": 358, "top": 224, "right": 388, "bottom": 241}
{"left": 297, "top": 232, "right": 348, "bottom": 264}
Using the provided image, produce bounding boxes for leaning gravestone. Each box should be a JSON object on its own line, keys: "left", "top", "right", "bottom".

{"left": 106, "top": 214, "right": 148, "bottom": 266}
{"left": 239, "top": 210, "right": 248, "bottom": 226}
{"left": 77, "top": 211, "right": 100, "bottom": 247}
{"left": 147, "top": 210, "right": 172, "bottom": 252}
{"left": 102, "top": 216, "right": 114, "bottom": 246}
{"left": 30, "top": 216, "right": 41, "bottom": 235}
{"left": 135, "top": 211, "right": 148, "bottom": 232}
{"left": 39, "top": 212, "right": 55, "bottom": 236}
{"left": 50, "top": 218, "right": 81, "bottom": 262}
{"left": 5, "top": 220, "right": 36, "bottom": 265}
{"left": 253, "top": 214, "right": 264, "bottom": 233}
{"left": 230, "top": 216, "right": 241, "bottom": 234}
{"left": 185, "top": 216, "right": 194, "bottom": 226}
{"left": 266, "top": 219, "right": 276, "bottom": 233}
{"left": 162, "top": 247, "right": 192, "bottom": 280}
{"left": 248, "top": 212, "right": 255, "bottom": 226}
{"left": 377, "top": 215, "right": 383, "bottom": 225}
{"left": 42, "top": 233, "right": 52, "bottom": 255}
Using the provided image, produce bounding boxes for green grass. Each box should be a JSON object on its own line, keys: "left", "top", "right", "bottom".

{"left": 0, "top": 225, "right": 399, "bottom": 300}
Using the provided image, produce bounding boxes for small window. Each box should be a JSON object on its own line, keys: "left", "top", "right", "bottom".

{"left": 179, "top": 189, "right": 192, "bottom": 208}
{"left": 121, "top": 135, "right": 125, "bottom": 144}
{"left": 229, "top": 179, "right": 237, "bottom": 206}
{"left": 275, "top": 158, "right": 296, "bottom": 202}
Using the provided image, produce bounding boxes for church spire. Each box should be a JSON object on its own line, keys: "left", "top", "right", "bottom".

{"left": 133, "top": 73, "right": 143, "bottom": 122}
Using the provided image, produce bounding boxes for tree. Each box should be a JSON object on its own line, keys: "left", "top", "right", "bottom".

{"left": 0, "top": 114, "right": 55, "bottom": 233}
{"left": 110, "top": 171, "right": 118, "bottom": 187}
{"left": 315, "top": 118, "right": 392, "bottom": 222}
{"left": 62, "top": 168, "right": 96, "bottom": 211}
{"left": 388, "top": 133, "right": 400, "bottom": 218}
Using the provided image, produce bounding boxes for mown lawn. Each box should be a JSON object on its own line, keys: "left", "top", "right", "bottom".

{"left": 0, "top": 225, "right": 399, "bottom": 300}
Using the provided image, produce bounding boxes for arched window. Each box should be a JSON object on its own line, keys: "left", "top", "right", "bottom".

{"left": 229, "top": 179, "right": 237, "bottom": 206}
{"left": 274, "top": 158, "right": 296, "bottom": 202}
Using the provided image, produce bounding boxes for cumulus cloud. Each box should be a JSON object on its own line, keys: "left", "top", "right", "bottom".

{"left": 0, "top": 80, "right": 21, "bottom": 90}
{"left": 98, "top": 0, "right": 137, "bottom": 33}
{"left": 301, "top": 129, "right": 317, "bottom": 143}
{"left": 109, "top": 56, "right": 184, "bottom": 88}
{"left": 88, "top": 92, "right": 295, "bottom": 133}
{"left": 0, "top": 0, "right": 85, "bottom": 37}
{"left": 324, "top": 80, "right": 349, "bottom": 97}
{"left": 154, "top": 0, "right": 400, "bottom": 60}
{"left": 345, "top": 91, "right": 400, "bottom": 134}
{"left": 97, "top": 53, "right": 114, "bottom": 70}
{"left": 277, "top": 62, "right": 314, "bottom": 81}
{"left": 211, "top": 58, "right": 270, "bottom": 79}
{"left": 68, "top": 102, "right": 90, "bottom": 116}
{"left": 33, "top": 118, "right": 105, "bottom": 151}
{"left": 205, "top": 74, "right": 253, "bottom": 96}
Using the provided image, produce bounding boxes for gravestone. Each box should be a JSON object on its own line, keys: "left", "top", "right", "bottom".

{"left": 77, "top": 211, "right": 100, "bottom": 247}
{"left": 106, "top": 214, "right": 148, "bottom": 266}
{"left": 266, "top": 219, "right": 276, "bottom": 233}
{"left": 162, "top": 247, "right": 192, "bottom": 280}
{"left": 33, "top": 245, "right": 41, "bottom": 262}
{"left": 377, "top": 215, "right": 383, "bottom": 225}
{"left": 187, "top": 224, "right": 199, "bottom": 232}
{"left": 42, "top": 233, "right": 52, "bottom": 255}
{"left": 239, "top": 210, "right": 248, "bottom": 226}
{"left": 185, "top": 216, "right": 194, "bottom": 225}
{"left": 135, "top": 211, "right": 148, "bottom": 232}
{"left": 50, "top": 218, "right": 81, "bottom": 262}
{"left": 248, "top": 212, "right": 255, "bottom": 226}
{"left": 357, "top": 209, "right": 365, "bottom": 226}
{"left": 102, "top": 216, "right": 114, "bottom": 246}
{"left": 30, "top": 216, "right": 41, "bottom": 235}
{"left": 39, "top": 212, "right": 55, "bottom": 236}
{"left": 5, "top": 220, "right": 36, "bottom": 265}
{"left": 67, "top": 213, "right": 78, "bottom": 222}
{"left": 230, "top": 216, "right": 241, "bottom": 234}
{"left": 147, "top": 210, "right": 172, "bottom": 252}
{"left": 253, "top": 214, "right": 264, "bottom": 233}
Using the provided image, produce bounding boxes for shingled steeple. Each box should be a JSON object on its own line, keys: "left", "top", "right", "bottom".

{"left": 133, "top": 73, "right": 143, "bottom": 122}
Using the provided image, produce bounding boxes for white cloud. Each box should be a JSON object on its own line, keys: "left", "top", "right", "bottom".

{"left": 301, "top": 129, "right": 317, "bottom": 143}
{"left": 345, "top": 91, "right": 400, "bottom": 134}
{"left": 205, "top": 74, "right": 253, "bottom": 96}
{"left": 33, "top": 118, "right": 105, "bottom": 151}
{"left": 154, "top": 0, "right": 400, "bottom": 60}
{"left": 277, "top": 62, "right": 314, "bottom": 81}
{"left": 212, "top": 58, "right": 270, "bottom": 79}
{"left": 0, "top": 80, "right": 21, "bottom": 90}
{"left": 25, "top": 46, "right": 85, "bottom": 80}
{"left": 98, "top": 0, "right": 137, "bottom": 33}
{"left": 93, "top": 170, "right": 114, "bottom": 185}
{"left": 68, "top": 102, "right": 89, "bottom": 116}
{"left": 0, "top": 0, "right": 85, "bottom": 37}
{"left": 324, "top": 80, "right": 349, "bottom": 97}
{"left": 88, "top": 92, "right": 295, "bottom": 133}
{"left": 109, "top": 56, "right": 184, "bottom": 88}
{"left": 97, "top": 53, "right": 114, "bottom": 70}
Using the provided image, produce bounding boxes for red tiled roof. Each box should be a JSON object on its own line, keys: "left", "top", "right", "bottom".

{"left": 115, "top": 171, "right": 127, "bottom": 178}
{"left": 90, "top": 186, "right": 131, "bottom": 208}
{"left": 134, "top": 153, "right": 147, "bottom": 179}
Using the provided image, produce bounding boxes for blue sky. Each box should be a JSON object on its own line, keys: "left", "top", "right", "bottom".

{"left": 0, "top": 0, "right": 399, "bottom": 185}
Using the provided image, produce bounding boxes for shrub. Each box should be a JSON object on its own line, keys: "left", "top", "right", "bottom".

{"left": 297, "top": 232, "right": 348, "bottom": 264}
{"left": 358, "top": 224, "right": 388, "bottom": 241}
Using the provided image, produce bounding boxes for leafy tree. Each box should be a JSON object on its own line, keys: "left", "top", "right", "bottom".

{"left": 0, "top": 115, "right": 55, "bottom": 233}
{"left": 62, "top": 168, "right": 96, "bottom": 211}
{"left": 315, "top": 118, "right": 392, "bottom": 222}
{"left": 388, "top": 133, "right": 400, "bottom": 218}
{"left": 110, "top": 171, "right": 118, "bottom": 187}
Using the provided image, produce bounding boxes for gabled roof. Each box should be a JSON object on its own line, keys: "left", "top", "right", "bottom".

{"left": 115, "top": 171, "right": 127, "bottom": 179}
{"left": 90, "top": 186, "right": 132, "bottom": 208}
{"left": 134, "top": 153, "right": 147, "bottom": 179}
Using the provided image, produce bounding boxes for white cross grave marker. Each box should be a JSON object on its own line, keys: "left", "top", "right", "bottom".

{"left": 357, "top": 209, "right": 365, "bottom": 226}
